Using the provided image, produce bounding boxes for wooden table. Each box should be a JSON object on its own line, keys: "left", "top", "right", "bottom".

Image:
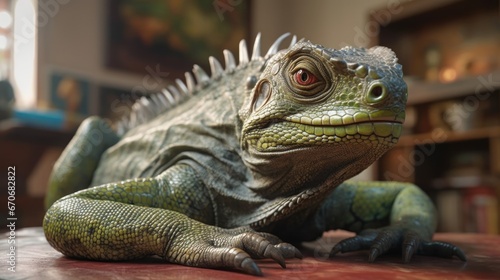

{"left": 1, "top": 227, "right": 498, "bottom": 279}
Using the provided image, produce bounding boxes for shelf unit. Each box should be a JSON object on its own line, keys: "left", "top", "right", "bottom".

{"left": 371, "top": 0, "right": 500, "bottom": 234}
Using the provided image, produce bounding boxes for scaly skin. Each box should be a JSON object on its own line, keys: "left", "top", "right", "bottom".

{"left": 43, "top": 34, "right": 465, "bottom": 276}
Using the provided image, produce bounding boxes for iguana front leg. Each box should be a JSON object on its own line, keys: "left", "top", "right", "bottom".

{"left": 319, "top": 181, "right": 466, "bottom": 262}
{"left": 44, "top": 116, "right": 119, "bottom": 208}
{"left": 43, "top": 164, "right": 301, "bottom": 276}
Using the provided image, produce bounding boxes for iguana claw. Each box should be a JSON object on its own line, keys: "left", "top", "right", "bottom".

{"left": 419, "top": 241, "right": 467, "bottom": 262}
{"left": 241, "top": 257, "right": 262, "bottom": 276}
{"left": 329, "top": 229, "right": 377, "bottom": 258}
{"left": 233, "top": 232, "right": 302, "bottom": 272}
{"left": 183, "top": 230, "right": 301, "bottom": 276}
{"left": 329, "top": 227, "right": 466, "bottom": 263}
{"left": 402, "top": 231, "right": 420, "bottom": 262}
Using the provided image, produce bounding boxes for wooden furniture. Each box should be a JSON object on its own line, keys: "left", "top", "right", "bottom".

{"left": 1, "top": 227, "right": 498, "bottom": 280}
{"left": 371, "top": 0, "right": 500, "bottom": 234}
{"left": 0, "top": 122, "right": 74, "bottom": 227}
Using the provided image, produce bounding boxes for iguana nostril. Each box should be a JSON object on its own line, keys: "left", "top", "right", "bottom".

{"left": 366, "top": 82, "right": 387, "bottom": 104}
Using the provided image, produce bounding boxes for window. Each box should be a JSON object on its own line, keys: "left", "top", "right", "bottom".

{"left": 0, "top": 0, "right": 37, "bottom": 109}
{"left": 0, "top": 0, "right": 12, "bottom": 79}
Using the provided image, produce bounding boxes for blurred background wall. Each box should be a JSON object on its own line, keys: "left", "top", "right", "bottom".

{"left": 36, "top": 0, "right": 391, "bottom": 104}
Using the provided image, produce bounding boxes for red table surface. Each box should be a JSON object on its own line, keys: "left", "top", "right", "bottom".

{"left": 1, "top": 227, "right": 498, "bottom": 280}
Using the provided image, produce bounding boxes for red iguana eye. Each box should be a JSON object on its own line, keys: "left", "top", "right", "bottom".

{"left": 294, "top": 69, "right": 318, "bottom": 86}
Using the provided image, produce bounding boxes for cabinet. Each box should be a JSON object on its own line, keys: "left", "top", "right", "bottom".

{"left": 0, "top": 123, "right": 74, "bottom": 228}
{"left": 371, "top": 0, "right": 500, "bottom": 233}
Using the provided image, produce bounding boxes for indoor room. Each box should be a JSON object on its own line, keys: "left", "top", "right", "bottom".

{"left": 0, "top": 0, "right": 499, "bottom": 279}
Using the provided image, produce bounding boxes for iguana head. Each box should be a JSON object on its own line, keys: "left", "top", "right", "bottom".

{"left": 240, "top": 38, "right": 407, "bottom": 199}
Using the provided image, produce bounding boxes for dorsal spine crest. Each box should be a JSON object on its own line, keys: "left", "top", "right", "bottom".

{"left": 117, "top": 33, "right": 296, "bottom": 136}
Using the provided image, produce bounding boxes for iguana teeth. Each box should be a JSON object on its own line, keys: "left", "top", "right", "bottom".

{"left": 184, "top": 72, "right": 196, "bottom": 93}
{"left": 239, "top": 39, "right": 249, "bottom": 64}
{"left": 208, "top": 56, "right": 224, "bottom": 78}
{"left": 265, "top": 32, "right": 290, "bottom": 57}
{"left": 192, "top": 64, "right": 210, "bottom": 85}
{"left": 175, "top": 79, "right": 189, "bottom": 96}
{"left": 223, "top": 49, "right": 236, "bottom": 72}
{"left": 251, "top": 32, "right": 261, "bottom": 61}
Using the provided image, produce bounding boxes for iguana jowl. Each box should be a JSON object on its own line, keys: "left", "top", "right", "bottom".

{"left": 43, "top": 33, "right": 465, "bottom": 276}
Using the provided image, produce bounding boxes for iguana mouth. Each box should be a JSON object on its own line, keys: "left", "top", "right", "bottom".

{"left": 282, "top": 109, "right": 404, "bottom": 138}
{"left": 285, "top": 120, "right": 403, "bottom": 138}
{"left": 246, "top": 119, "right": 403, "bottom": 151}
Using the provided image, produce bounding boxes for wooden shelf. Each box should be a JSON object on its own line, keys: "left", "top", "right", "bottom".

{"left": 397, "top": 126, "right": 500, "bottom": 147}
{"left": 372, "top": 0, "right": 500, "bottom": 234}
{"left": 406, "top": 70, "right": 500, "bottom": 105}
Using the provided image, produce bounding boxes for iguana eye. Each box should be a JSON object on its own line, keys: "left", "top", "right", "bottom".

{"left": 294, "top": 69, "right": 317, "bottom": 85}
{"left": 284, "top": 54, "right": 333, "bottom": 101}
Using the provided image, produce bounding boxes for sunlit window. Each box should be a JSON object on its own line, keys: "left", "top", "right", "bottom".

{"left": 0, "top": 10, "right": 12, "bottom": 28}
{"left": 0, "top": 0, "right": 11, "bottom": 79}
{"left": 12, "top": 0, "right": 37, "bottom": 109}
{"left": 0, "top": 0, "right": 37, "bottom": 109}
{"left": 0, "top": 34, "right": 7, "bottom": 49}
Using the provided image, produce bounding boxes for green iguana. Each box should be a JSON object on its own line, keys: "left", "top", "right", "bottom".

{"left": 43, "top": 33, "right": 465, "bottom": 276}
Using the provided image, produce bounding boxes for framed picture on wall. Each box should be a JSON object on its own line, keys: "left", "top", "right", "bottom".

{"left": 49, "top": 72, "right": 91, "bottom": 117}
{"left": 105, "top": 0, "right": 251, "bottom": 79}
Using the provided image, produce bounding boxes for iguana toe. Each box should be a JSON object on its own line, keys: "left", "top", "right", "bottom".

{"left": 419, "top": 241, "right": 467, "bottom": 262}
{"left": 402, "top": 231, "right": 420, "bottom": 263}
{"left": 329, "top": 230, "right": 377, "bottom": 257}
{"left": 233, "top": 232, "right": 292, "bottom": 268}
{"left": 196, "top": 230, "right": 301, "bottom": 275}
{"left": 368, "top": 248, "right": 381, "bottom": 262}
{"left": 275, "top": 243, "right": 303, "bottom": 259}
{"left": 330, "top": 227, "right": 467, "bottom": 263}
{"left": 330, "top": 227, "right": 405, "bottom": 261}
{"left": 240, "top": 257, "right": 263, "bottom": 276}
{"left": 225, "top": 247, "right": 263, "bottom": 276}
